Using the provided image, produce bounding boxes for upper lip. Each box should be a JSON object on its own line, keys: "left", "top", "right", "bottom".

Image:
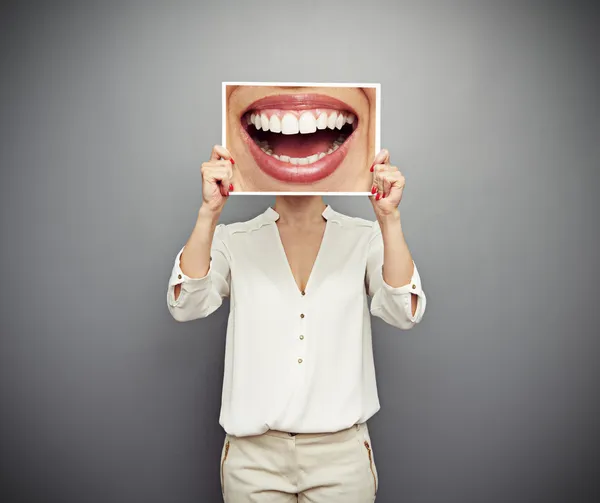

{"left": 242, "top": 93, "right": 357, "bottom": 116}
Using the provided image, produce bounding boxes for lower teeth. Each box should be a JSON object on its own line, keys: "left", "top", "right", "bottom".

{"left": 256, "top": 137, "right": 345, "bottom": 165}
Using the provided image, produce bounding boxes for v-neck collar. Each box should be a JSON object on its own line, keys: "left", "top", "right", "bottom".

{"left": 265, "top": 205, "right": 334, "bottom": 296}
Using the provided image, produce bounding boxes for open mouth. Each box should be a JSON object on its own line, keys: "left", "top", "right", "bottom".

{"left": 239, "top": 94, "right": 359, "bottom": 184}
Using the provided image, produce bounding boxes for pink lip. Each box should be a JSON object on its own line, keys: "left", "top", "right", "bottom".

{"left": 242, "top": 93, "right": 357, "bottom": 115}
{"left": 240, "top": 93, "right": 358, "bottom": 184}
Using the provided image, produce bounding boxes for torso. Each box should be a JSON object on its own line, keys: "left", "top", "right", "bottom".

{"left": 276, "top": 218, "right": 327, "bottom": 293}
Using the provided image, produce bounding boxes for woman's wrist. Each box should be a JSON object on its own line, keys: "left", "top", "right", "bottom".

{"left": 377, "top": 208, "right": 401, "bottom": 233}
{"left": 198, "top": 204, "right": 222, "bottom": 225}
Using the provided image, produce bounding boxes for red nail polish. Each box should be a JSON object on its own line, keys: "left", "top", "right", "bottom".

{"left": 376, "top": 192, "right": 381, "bottom": 201}
{"left": 371, "top": 185, "right": 377, "bottom": 194}
{"left": 382, "top": 192, "right": 386, "bottom": 198}
{"left": 229, "top": 183, "right": 234, "bottom": 191}
{"left": 230, "top": 158, "right": 235, "bottom": 165}
{"left": 370, "top": 165, "right": 374, "bottom": 172}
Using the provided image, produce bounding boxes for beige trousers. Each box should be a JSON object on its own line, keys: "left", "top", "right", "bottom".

{"left": 220, "top": 423, "right": 378, "bottom": 502}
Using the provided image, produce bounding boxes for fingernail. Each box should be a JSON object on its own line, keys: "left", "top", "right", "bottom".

{"left": 230, "top": 158, "right": 235, "bottom": 165}
{"left": 370, "top": 164, "right": 374, "bottom": 172}
{"left": 375, "top": 192, "right": 381, "bottom": 201}
{"left": 229, "top": 183, "right": 234, "bottom": 191}
{"left": 371, "top": 185, "right": 377, "bottom": 194}
{"left": 382, "top": 192, "right": 386, "bottom": 198}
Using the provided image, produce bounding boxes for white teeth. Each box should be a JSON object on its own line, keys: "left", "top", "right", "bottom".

{"left": 281, "top": 113, "right": 299, "bottom": 135}
{"left": 316, "top": 113, "right": 328, "bottom": 130}
{"left": 327, "top": 112, "right": 337, "bottom": 129}
{"left": 299, "top": 112, "right": 317, "bottom": 134}
{"left": 261, "top": 113, "right": 269, "bottom": 131}
{"left": 332, "top": 144, "right": 339, "bottom": 151}
{"left": 269, "top": 115, "right": 281, "bottom": 133}
{"left": 264, "top": 151, "right": 329, "bottom": 164}
{"left": 250, "top": 110, "right": 356, "bottom": 134}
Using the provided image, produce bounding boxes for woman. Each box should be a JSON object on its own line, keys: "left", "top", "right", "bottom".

{"left": 167, "top": 145, "right": 426, "bottom": 502}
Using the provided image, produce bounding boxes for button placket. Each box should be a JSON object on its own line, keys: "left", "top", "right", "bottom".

{"left": 297, "top": 291, "right": 307, "bottom": 364}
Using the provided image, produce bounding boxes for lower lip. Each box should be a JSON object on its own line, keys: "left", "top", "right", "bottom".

{"left": 240, "top": 127, "right": 355, "bottom": 184}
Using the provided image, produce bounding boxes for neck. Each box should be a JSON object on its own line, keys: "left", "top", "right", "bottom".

{"left": 273, "top": 196, "right": 327, "bottom": 225}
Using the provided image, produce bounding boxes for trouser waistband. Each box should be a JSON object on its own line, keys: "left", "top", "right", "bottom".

{"left": 264, "top": 423, "right": 362, "bottom": 439}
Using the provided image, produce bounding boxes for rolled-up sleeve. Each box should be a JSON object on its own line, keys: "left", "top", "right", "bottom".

{"left": 167, "top": 224, "right": 231, "bottom": 322}
{"left": 365, "top": 223, "right": 426, "bottom": 330}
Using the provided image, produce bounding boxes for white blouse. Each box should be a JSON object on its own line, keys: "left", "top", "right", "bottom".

{"left": 167, "top": 205, "right": 426, "bottom": 437}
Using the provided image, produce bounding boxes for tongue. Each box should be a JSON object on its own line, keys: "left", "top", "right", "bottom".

{"left": 260, "top": 129, "right": 338, "bottom": 158}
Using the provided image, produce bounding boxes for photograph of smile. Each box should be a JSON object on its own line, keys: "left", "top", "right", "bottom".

{"left": 223, "top": 83, "right": 379, "bottom": 194}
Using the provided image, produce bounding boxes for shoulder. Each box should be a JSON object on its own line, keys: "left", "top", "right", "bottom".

{"left": 327, "top": 207, "right": 378, "bottom": 233}
{"left": 215, "top": 212, "right": 274, "bottom": 239}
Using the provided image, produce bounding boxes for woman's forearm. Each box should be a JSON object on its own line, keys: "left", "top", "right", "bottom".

{"left": 174, "top": 205, "right": 221, "bottom": 300}
{"left": 378, "top": 208, "right": 418, "bottom": 315}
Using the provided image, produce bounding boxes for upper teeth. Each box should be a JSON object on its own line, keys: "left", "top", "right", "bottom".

{"left": 248, "top": 111, "right": 355, "bottom": 134}
{"left": 281, "top": 113, "right": 299, "bottom": 134}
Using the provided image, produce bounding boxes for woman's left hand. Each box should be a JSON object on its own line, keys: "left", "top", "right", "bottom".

{"left": 369, "top": 149, "right": 406, "bottom": 218}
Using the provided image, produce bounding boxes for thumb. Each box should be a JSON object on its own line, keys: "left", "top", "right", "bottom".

{"left": 371, "top": 149, "right": 390, "bottom": 167}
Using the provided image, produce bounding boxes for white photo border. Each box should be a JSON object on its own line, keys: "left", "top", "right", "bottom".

{"left": 222, "top": 82, "right": 381, "bottom": 196}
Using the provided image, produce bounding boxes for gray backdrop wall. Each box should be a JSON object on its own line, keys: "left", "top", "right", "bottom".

{"left": 1, "top": 1, "right": 598, "bottom": 502}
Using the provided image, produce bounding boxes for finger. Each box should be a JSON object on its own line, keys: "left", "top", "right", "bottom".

{"left": 372, "top": 172, "right": 384, "bottom": 199}
{"left": 378, "top": 173, "right": 394, "bottom": 198}
{"left": 201, "top": 160, "right": 232, "bottom": 174}
{"left": 204, "top": 160, "right": 233, "bottom": 173}
{"left": 380, "top": 169, "right": 404, "bottom": 197}
{"left": 372, "top": 163, "right": 391, "bottom": 174}
{"left": 370, "top": 149, "right": 390, "bottom": 170}
{"left": 387, "top": 172, "right": 405, "bottom": 197}
{"left": 219, "top": 181, "right": 229, "bottom": 198}
{"left": 202, "top": 164, "right": 233, "bottom": 183}
{"left": 212, "top": 170, "right": 232, "bottom": 198}
{"left": 210, "top": 145, "right": 235, "bottom": 164}
{"left": 372, "top": 163, "right": 388, "bottom": 197}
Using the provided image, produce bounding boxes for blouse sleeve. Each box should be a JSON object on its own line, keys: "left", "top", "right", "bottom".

{"left": 365, "top": 222, "right": 426, "bottom": 330}
{"left": 167, "top": 224, "right": 231, "bottom": 322}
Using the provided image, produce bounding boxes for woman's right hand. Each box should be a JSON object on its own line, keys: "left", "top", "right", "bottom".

{"left": 200, "top": 145, "right": 235, "bottom": 214}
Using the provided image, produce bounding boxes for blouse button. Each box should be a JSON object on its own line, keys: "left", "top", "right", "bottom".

{"left": 177, "top": 274, "right": 182, "bottom": 280}
{"left": 301, "top": 290, "right": 306, "bottom": 296}
{"left": 300, "top": 313, "right": 305, "bottom": 318}
{"left": 298, "top": 358, "right": 303, "bottom": 364}
{"left": 299, "top": 335, "right": 304, "bottom": 340}
{"left": 412, "top": 284, "right": 417, "bottom": 289}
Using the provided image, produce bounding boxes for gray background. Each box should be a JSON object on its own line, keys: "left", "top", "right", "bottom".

{"left": 1, "top": 0, "right": 598, "bottom": 502}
